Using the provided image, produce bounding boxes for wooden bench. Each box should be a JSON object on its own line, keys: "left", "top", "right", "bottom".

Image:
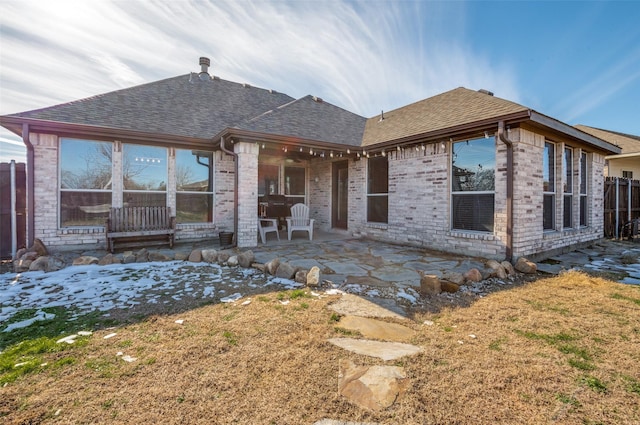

{"left": 105, "top": 206, "right": 176, "bottom": 253}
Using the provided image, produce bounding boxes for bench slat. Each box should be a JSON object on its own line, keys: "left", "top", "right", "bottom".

{"left": 106, "top": 206, "right": 176, "bottom": 252}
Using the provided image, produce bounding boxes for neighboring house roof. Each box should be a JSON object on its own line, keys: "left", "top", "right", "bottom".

{"left": 574, "top": 125, "right": 640, "bottom": 155}
{"left": 3, "top": 75, "right": 294, "bottom": 140}
{"left": 229, "top": 95, "right": 366, "bottom": 146}
{"left": 362, "top": 87, "right": 529, "bottom": 147}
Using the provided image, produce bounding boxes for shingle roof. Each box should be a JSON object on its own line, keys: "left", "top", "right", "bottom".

{"left": 234, "top": 95, "right": 366, "bottom": 146}
{"left": 8, "top": 75, "right": 294, "bottom": 139}
{"left": 574, "top": 125, "right": 640, "bottom": 154}
{"left": 362, "top": 87, "right": 529, "bottom": 147}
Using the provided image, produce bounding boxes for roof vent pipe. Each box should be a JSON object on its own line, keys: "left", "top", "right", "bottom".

{"left": 198, "top": 57, "right": 211, "bottom": 81}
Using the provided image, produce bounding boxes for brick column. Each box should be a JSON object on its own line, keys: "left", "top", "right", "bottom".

{"left": 235, "top": 141, "right": 259, "bottom": 247}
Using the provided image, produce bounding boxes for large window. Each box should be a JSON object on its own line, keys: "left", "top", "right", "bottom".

{"left": 59, "top": 138, "right": 112, "bottom": 227}
{"left": 176, "top": 149, "right": 214, "bottom": 223}
{"left": 543, "top": 142, "right": 555, "bottom": 230}
{"left": 451, "top": 137, "right": 495, "bottom": 232}
{"left": 123, "top": 144, "right": 167, "bottom": 207}
{"left": 563, "top": 147, "right": 573, "bottom": 228}
{"left": 367, "top": 156, "right": 388, "bottom": 223}
{"left": 580, "top": 151, "right": 588, "bottom": 227}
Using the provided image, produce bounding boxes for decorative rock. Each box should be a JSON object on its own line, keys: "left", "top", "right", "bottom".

{"left": 419, "top": 273, "right": 441, "bottom": 296}
{"left": 339, "top": 360, "right": 409, "bottom": 411}
{"left": 99, "top": 253, "right": 121, "bottom": 266}
{"left": 227, "top": 255, "right": 239, "bottom": 267}
{"left": 21, "top": 251, "right": 39, "bottom": 262}
{"left": 135, "top": 248, "right": 149, "bottom": 263}
{"left": 14, "top": 259, "right": 32, "bottom": 273}
{"left": 275, "top": 262, "right": 296, "bottom": 279}
{"left": 501, "top": 260, "right": 516, "bottom": 275}
{"left": 201, "top": 249, "right": 218, "bottom": 263}
{"left": 28, "top": 256, "right": 50, "bottom": 272}
{"left": 46, "top": 256, "right": 66, "bottom": 272}
{"left": 217, "top": 250, "right": 231, "bottom": 264}
{"left": 31, "top": 238, "right": 49, "bottom": 257}
{"left": 237, "top": 250, "right": 254, "bottom": 268}
{"left": 328, "top": 338, "right": 422, "bottom": 361}
{"left": 265, "top": 258, "right": 280, "bottom": 275}
{"left": 441, "top": 271, "right": 464, "bottom": 285}
{"left": 252, "top": 263, "right": 266, "bottom": 273}
{"left": 72, "top": 256, "right": 99, "bottom": 266}
{"left": 515, "top": 257, "right": 537, "bottom": 274}
{"left": 463, "top": 268, "right": 483, "bottom": 283}
{"left": 149, "top": 252, "right": 172, "bottom": 262}
{"left": 14, "top": 247, "right": 27, "bottom": 261}
{"left": 188, "top": 249, "right": 202, "bottom": 263}
{"left": 122, "top": 252, "right": 136, "bottom": 264}
{"left": 295, "top": 270, "right": 308, "bottom": 284}
{"left": 174, "top": 251, "right": 189, "bottom": 261}
{"left": 307, "top": 266, "right": 321, "bottom": 287}
{"left": 440, "top": 281, "right": 460, "bottom": 293}
{"left": 486, "top": 260, "right": 507, "bottom": 279}
{"left": 337, "top": 316, "right": 415, "bottom": 342}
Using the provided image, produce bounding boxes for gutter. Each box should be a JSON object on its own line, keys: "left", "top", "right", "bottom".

{"left": 22, "top": 123, "right": 35, "bottom": 248}
{"left": 497, "top": 121, "right": 513, "bottom": 262}
{"left": 219, "top": 136, "right": 238, "bottom": 247}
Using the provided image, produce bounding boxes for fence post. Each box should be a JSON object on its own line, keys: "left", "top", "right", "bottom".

{"left": 616, "top": 177, "right": 620, "bottom": 239}
{"left": 11, "top": 160, "right": 17, "bottom": 258}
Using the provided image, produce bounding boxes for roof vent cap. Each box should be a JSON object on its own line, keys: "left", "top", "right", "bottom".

{"left": 198, "top": 57, "right": 211, "bottom": 81}
{"left": 312, "top": 96, "right": 323, "bottom": 103}
{"left": 478, "top": 89, "right": 494, "bottom": 96}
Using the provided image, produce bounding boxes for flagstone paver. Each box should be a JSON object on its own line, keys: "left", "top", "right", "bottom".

{"left": 336, "top": 316, "right": 416, "bottom": 342}
{"left": 329, "top": 293, "right": 407, "bottom": 319}
{"left": 328, "top": 338, "right": 422, "bottom": 361}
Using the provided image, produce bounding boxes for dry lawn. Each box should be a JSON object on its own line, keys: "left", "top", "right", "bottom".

{"left": 2, "top": 271, "right": 639, "bottom": 424}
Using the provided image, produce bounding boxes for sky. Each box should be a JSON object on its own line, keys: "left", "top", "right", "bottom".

{"left": 1, "top": 0, "right": 639, "bottom": 163}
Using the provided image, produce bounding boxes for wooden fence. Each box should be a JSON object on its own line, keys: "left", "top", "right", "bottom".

{"left": 0, "top": 161, "right": 26, "bottom": 259}
{"left": 604, "top": 177, "right": 640, "bottom": 239}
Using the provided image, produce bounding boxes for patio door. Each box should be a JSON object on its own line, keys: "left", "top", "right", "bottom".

{"left": 332, "top": 161, "right": 348, "bottom": 229}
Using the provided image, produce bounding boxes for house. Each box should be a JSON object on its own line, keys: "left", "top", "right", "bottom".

{"left": 574, "top": 125, "right": 640, "bottom": 179}
{"left": 0, "top": 57, "right": 621, "bottom": 261}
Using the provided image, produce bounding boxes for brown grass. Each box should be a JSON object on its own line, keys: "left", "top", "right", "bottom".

{"left": 2, "top": 271, "right": 640, "bottom": 424}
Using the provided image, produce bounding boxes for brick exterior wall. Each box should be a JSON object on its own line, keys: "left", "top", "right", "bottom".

{"left": 347, "top": 129, "right": 606, "bottom": 261}
{"left": 235, "top": 142, "right": 258, "bottom": 248}
{"left": 27, "top": 126, "right": 608, "bottom": 260}
{"left": 308, "top": 158, "right": 332, "bottom": 230}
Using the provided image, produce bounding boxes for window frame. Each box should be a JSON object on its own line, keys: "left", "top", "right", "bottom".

{"left": 543, "top": 141, "right": 556, "bottom": 231}
{"left": 563, "top": 146, "right": 573, "bottom": 229}
{"left": 175, "top": 149, "right": 215, "bottom": 224}
{"left": 579, "top": 151, "right": 588, "bottom": 227}
{"left": 451, "top": 136, "right": 495, "bottom": 232}
{"left": 58, "top": 138, "right": 113, "bottom": 228}
{"left": 367, "top": 155, "right": 388, "bottom": 224}
{"left": 122, "top": 143, "right": 168, "bottom": 208}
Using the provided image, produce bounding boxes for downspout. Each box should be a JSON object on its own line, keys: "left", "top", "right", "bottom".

{"left": 22, "top": 123, "right": 35, "bottom": 249}
{"left": 497, "top": 121, "right": 513, "bottom": 262}
{"left": 219, "top": 136, "right": 238, "bottom": 246}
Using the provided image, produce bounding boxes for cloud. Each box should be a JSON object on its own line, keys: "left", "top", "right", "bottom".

{"left": 0, "top": 0, "right": 520, "bottom": 159}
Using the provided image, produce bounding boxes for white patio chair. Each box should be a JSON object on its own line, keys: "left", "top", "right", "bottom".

{"left": 258, "top": 218, "right": 280, "bottom": 244}
{"left": 286, "top": 203, "right": 314, "bottom": 241}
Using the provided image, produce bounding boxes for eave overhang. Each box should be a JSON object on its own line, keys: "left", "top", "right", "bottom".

{"left": 211, "top": 127, "right": 360, "bottom": 152}
{"left": 0, "top": 116, "right": 214, "bottom": 149}
{"left": 529, "top": 111, "right": 622, "bottom": 155}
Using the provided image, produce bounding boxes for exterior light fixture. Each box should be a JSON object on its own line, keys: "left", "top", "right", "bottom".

{"left": 347, "top": 148, "right": 350, "bottom": 154}
{"left": 484, "top": 131, "right": 489, "bottom": 139}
